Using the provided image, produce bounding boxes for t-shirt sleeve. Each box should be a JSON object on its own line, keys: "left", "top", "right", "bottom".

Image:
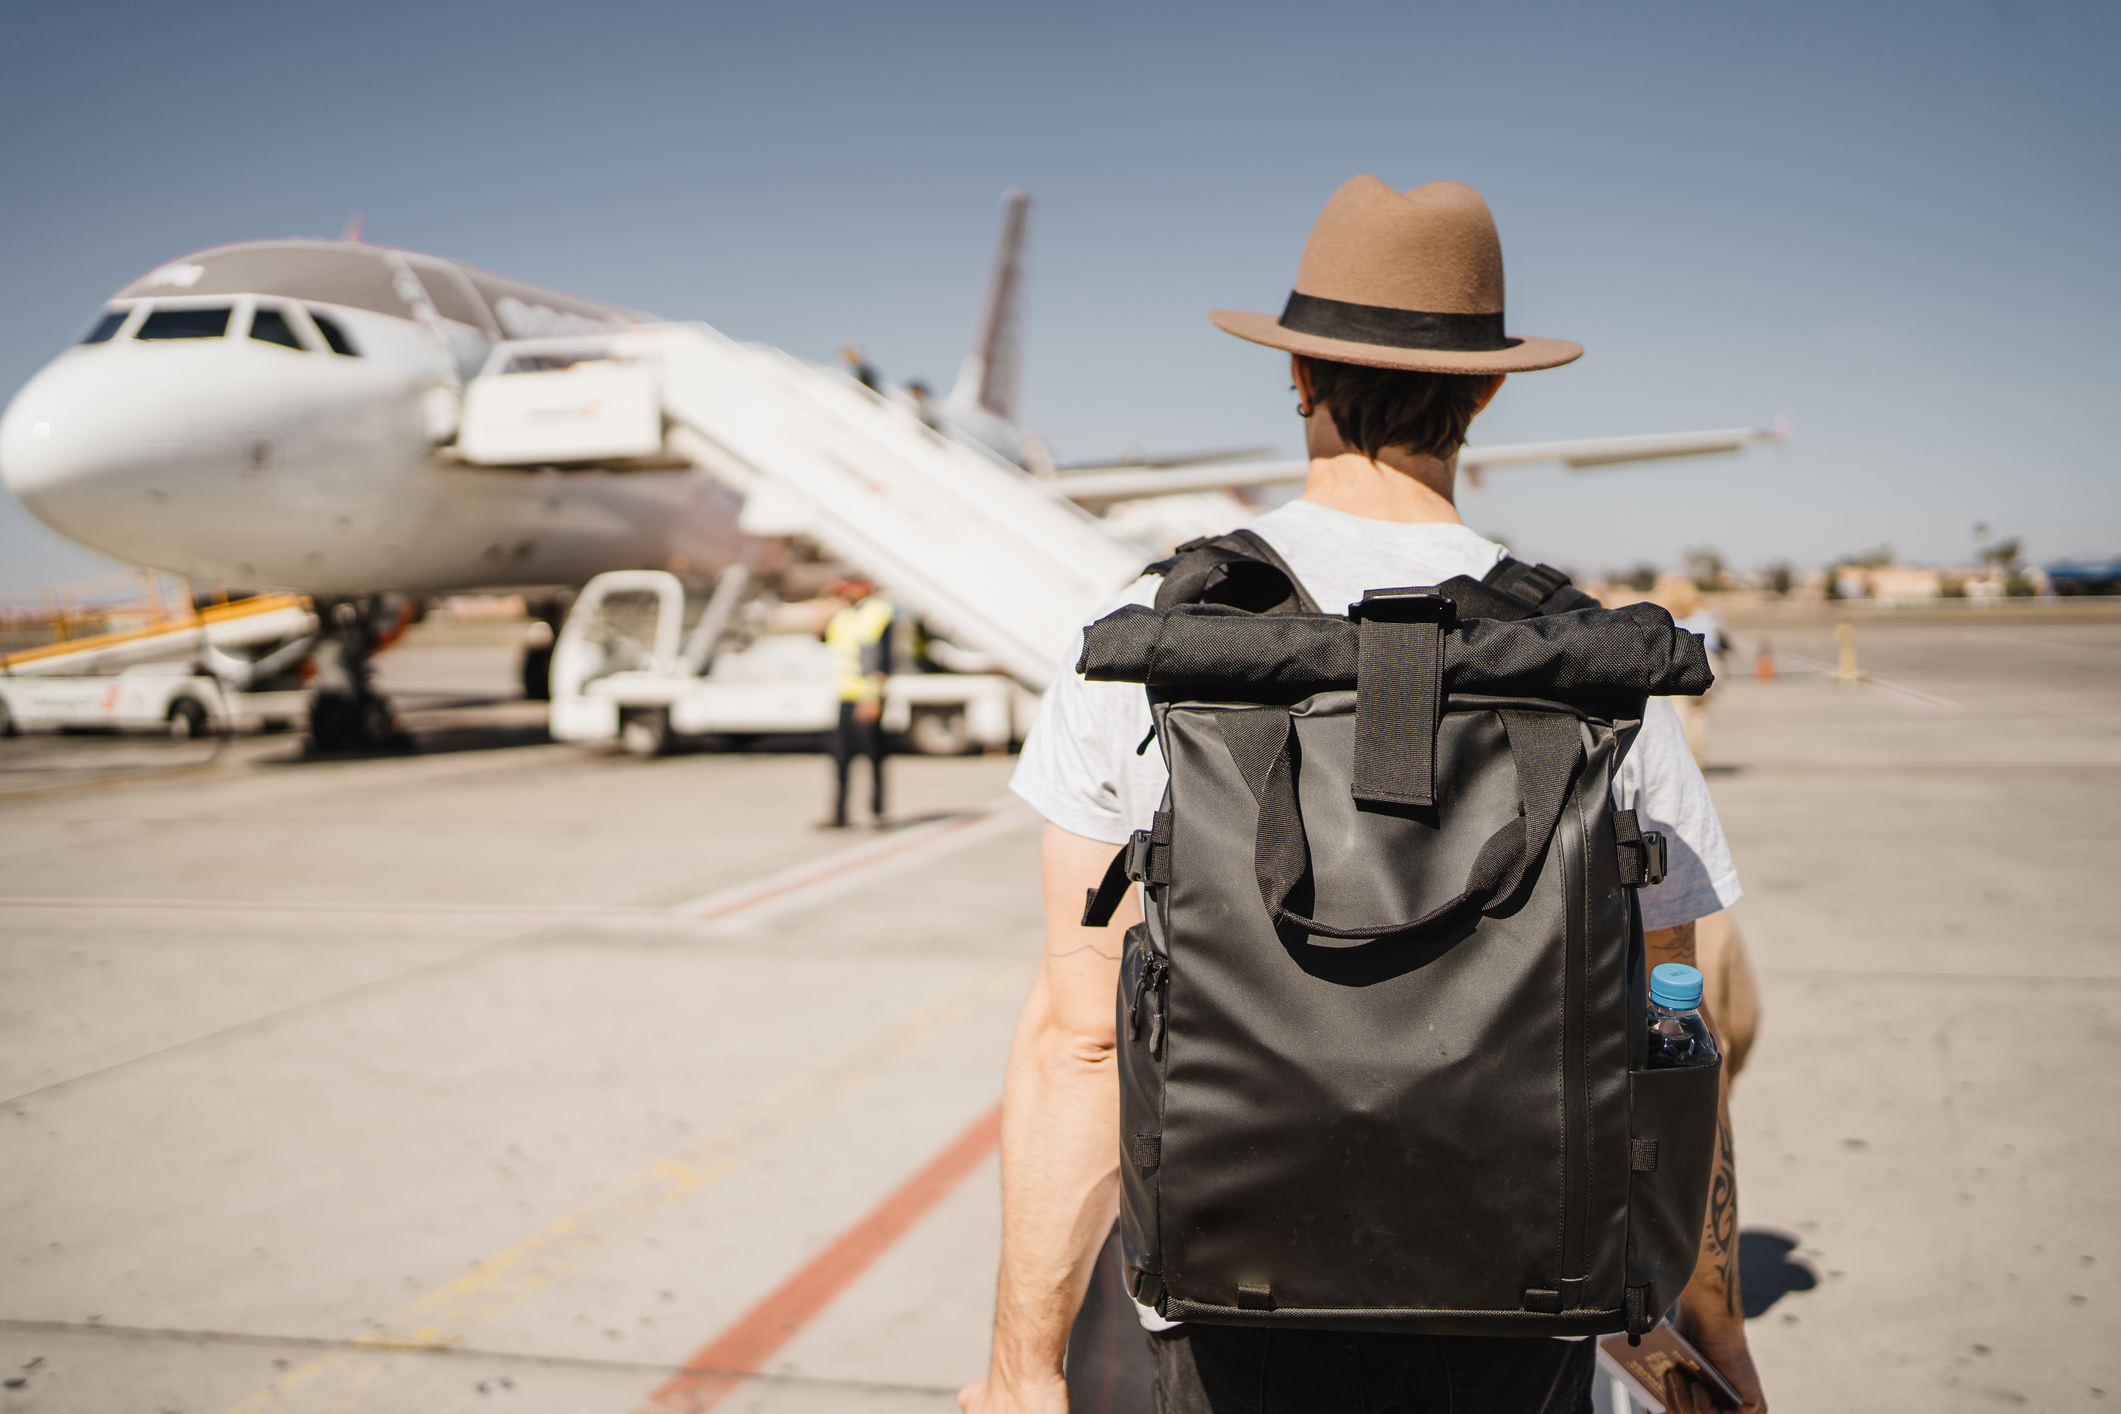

{"left": 1010, "top": 579, "right": 1159, "bottom": 846}
{"left": 1617, "top": 697, "right": 1743, "bottom": 930}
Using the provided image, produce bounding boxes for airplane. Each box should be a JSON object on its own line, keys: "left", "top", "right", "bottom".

{"left": 0, "top": 192, "right": 1779, "bottom": 749}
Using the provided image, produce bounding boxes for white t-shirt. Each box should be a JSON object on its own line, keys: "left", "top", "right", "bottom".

{"left": 1011, "top": 500, "right": 1742, "bottom": 1331}
{"left": 1013, "top": 499, "right": 1740, "bottom": 933}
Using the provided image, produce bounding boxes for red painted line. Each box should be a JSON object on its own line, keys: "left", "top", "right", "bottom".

{"left": 635, "top": 1101, "right": 1003, "bottom": 1414}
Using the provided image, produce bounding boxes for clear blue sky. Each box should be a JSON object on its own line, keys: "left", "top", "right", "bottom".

{"left": 3, "top": 0, "right": 2114, "bottom": 592}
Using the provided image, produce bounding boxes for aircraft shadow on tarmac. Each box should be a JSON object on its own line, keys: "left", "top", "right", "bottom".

{"left": 1740, "top": 1228, "right": 1820, "bottom": 1317}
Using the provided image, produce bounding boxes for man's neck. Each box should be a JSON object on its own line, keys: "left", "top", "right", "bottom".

{"left": 1298, "top": 450, "right": 1464, "bottom": 525}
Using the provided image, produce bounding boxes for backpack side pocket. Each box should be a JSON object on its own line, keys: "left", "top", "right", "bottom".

{"left": 1116, "top": 921, "right": 1168, "bottom": 1307}
{"left": 1624, "top": 1062, "right": 1721, "bottom": 1333}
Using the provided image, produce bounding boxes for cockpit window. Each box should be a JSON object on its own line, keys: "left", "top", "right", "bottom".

{"left": 248, "top": 307, "right": 305, "bottom": 350}
{"left": 80, "top": 311, "right": 128, "bottom": 345}
{"left": 307, "top": 310, "right": 359, "bottom": 357}
{"left": 136, "top": 307, "right": 232, "bottom": 340}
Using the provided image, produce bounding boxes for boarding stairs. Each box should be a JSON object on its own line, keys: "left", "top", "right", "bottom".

{"left": 456, "top": 325, "right": 1146, "bottom": 690}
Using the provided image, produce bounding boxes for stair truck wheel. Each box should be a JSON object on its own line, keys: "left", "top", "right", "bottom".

{"left": 167, "top": 698, "right": 210, "bottom": 741}
{"left": 908, "top": 704, "right": 973, "bottom": 756}
{"left": 619, "top": 708, "right": 670, "bottom": 758}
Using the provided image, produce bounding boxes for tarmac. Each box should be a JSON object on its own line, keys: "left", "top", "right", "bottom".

{"left": 0, "top": 615, "right": 2115, "bottom": 1413}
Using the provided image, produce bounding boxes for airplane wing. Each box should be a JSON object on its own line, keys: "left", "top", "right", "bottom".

{"left": 1052, "top": 425, "right": 1780, "bottom": 510}
{"left": 1053, "top": 445, "right": 1273, "bottom": 473}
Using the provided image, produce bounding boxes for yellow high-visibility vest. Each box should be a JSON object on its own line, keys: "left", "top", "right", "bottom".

{"left": 825, "top": 597, "right": 895, "bottom": 703}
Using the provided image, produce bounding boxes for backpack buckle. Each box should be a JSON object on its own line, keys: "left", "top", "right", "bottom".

{"left": 1125, "top": 828, "right": 1155, "bottom": 883}
{"left": 1640, "top": 830, "right": 1668, "bottom": 886}
{"left": 1614, "top": 810, "right": 1669, "bottom": 888}
{"left": 1348, "top": 586, "right": 1457, "bottom": 628}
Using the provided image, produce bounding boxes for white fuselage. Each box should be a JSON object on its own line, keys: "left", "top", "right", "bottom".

{"left": 0, "top": 243, "right": 743, "bottom": 596}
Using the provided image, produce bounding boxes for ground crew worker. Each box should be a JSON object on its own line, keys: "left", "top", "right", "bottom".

{"left": 962, "top": 178, "right": 1766, "bottom": 1414}
{"left": 823, "top": 577, "right": 894, "bottom": 828}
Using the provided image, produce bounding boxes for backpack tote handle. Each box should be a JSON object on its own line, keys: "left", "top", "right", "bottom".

{"left": 1221, "top": 704, "right": 1582, "bottom": 942}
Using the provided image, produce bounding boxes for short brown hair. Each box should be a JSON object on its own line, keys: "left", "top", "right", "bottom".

{"left": 1298, "top": 356, "right": 1493, "bottom": 461}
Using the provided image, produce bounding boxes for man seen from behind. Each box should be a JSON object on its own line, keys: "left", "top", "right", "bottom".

{"left": 962, "top": 178, "right": 1766, "bottom": 1414}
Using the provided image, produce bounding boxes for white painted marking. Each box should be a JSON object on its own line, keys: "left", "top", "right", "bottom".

{"left": 1745, "top": 639, "right": 1959, "bottom": 709}
{"left": 669, "top": 795, "right": 1033, "bottom": 932}
{"left": 0, "top": 796, "right": 1035, "bottom": 930}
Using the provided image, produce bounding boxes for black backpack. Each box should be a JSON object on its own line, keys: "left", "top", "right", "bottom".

{"left": 1078, "top": 532, "right": 1721, "bottom": 1339}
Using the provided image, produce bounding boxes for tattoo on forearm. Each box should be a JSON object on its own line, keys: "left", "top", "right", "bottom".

{"left": 1649, "top": 921, "right": 1696, "bottom": 969}
{"left": 1703, "top": 1114, "right": 1740, "bottom": 1316}
{"left": 1046, "top": 942, "right": 1121, "bottom": 960}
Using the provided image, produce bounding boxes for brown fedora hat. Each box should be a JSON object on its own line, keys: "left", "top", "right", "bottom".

{"left": 1212, "top": 176, "right": 1582, "bottom": 375}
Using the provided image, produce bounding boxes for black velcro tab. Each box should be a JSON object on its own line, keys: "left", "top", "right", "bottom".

{"left": 1613, "top": 809, "right": 1647, "bottom": 887}
{"left": 1352, "top": 618, "right": 1445, "bottom": 807}
{"left": 1131, "top": 1133, "right": 1161, "bottom": 1169}
{"left": 1626, "top": 1284, "right": 1655, "bottom": 1339}
{"left": 1142, "top": 811, "right": 1173, "bottom": 884}
{"left": 1522, "top": 1288, "right": 1562, "bottom": 1314}
{"left": 1631, "top": 1138, "right": 1659, "bottom": 1172}
{"left": 1237, "top": 1283, "right": 1274, "bottom": 1311}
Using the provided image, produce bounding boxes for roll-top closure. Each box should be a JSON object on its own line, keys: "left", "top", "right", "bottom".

{"left": 1078, "top": 598, "right": 1714, "bottom": 717}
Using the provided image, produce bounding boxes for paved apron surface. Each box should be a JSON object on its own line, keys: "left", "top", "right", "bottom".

{"left": 1, "top": 620, "right": 2115, "bottom": 1412}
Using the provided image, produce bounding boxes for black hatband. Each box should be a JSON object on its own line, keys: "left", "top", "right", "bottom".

{"left": 1279, "top": 292, "right": 1509, "bottom": 352}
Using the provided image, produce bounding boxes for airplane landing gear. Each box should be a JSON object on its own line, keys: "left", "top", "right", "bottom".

{"left": 307, "top": 597, "right": 414, "bottom": 754}
{"left": 519, "top": 597, "right": 569, "bottom": 702}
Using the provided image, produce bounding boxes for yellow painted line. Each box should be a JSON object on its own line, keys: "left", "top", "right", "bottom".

{"left": 219, "top": 961, "right": 1030, "bottom": 1414}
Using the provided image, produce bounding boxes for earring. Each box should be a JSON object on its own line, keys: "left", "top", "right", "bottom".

{"left": 1297, "top": 401, "right": 1313, "bottom": 418}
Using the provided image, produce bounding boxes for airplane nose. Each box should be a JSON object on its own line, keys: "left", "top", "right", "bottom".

{"left": 0, "top": 349, "right": 195, "bottom": 550}
{"left": 4, "top": 334, "right": 429, "bottom": 589}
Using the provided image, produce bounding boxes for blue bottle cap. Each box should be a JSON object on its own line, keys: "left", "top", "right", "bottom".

{"left": 1650, "top": 963, "right": 1704, "bottom": 1011}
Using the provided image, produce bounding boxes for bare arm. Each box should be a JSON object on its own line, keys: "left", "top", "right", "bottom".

{"left": 1646, "top": 923, "right": 1767, "bottom": 1414}
{"left": 960, "top": 824, "right": 1138, "bottom": 1414}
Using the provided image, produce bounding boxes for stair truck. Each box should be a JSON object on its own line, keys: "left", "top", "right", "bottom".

{"left": 0, "top": 593, "right": 318, "bottom": 738}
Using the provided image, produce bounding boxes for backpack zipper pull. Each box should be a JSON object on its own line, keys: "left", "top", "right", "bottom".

{"left": 1133, "top": 955, "right": 1170, "bottom": 1055}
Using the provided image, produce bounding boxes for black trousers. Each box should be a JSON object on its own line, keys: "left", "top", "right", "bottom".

{"left": 831, "top": 701, "right": 887, "bottom": 824}
{"left": 1146, "top": 1323, "right": 1595, "bottom": 1414}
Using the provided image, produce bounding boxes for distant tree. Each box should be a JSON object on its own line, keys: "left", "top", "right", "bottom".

{"left": 1683, "top": 547, "right": 1727, "bottom": 591}
{"left": 1978, "top": 537, "right": 2022, "bottom": 569}
{"left": 1761, "top": 561, "right": 1795, "bottom": 597}
{"left": 1975, "top": 537, "right": 2036, "bottom": 596}
{"left": 1622, "top": 563, "right": 1659, "bottom": 592}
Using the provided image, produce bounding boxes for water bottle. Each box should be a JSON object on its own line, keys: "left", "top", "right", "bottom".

{"left": 1645, "top": 964, "right": 1720, "bottom": 1069}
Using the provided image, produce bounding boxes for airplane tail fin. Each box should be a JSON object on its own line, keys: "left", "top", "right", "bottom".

{"left": 948, "top": 189, "right": 1030, "bottom": 423}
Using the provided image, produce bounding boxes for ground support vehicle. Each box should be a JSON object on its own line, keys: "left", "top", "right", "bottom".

{"left": 0, "top": 665, "right": 307, "bottom": 738}
{"left": 548, "top": 570, "right": 1032, "bottom": 757}
{"left": 0, "top": 594, "right": 317, "bottom": 738}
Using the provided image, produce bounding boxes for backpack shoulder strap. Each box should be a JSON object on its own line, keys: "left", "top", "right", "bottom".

{"left": 1485, "top": 556, "right": 1603, "bottom": 615}
{"left": 1148, "top": 528, "right": 1322, "bottom": 616}
{"left": 1435, "top": 556, "right": 1602, "bottom": 621}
